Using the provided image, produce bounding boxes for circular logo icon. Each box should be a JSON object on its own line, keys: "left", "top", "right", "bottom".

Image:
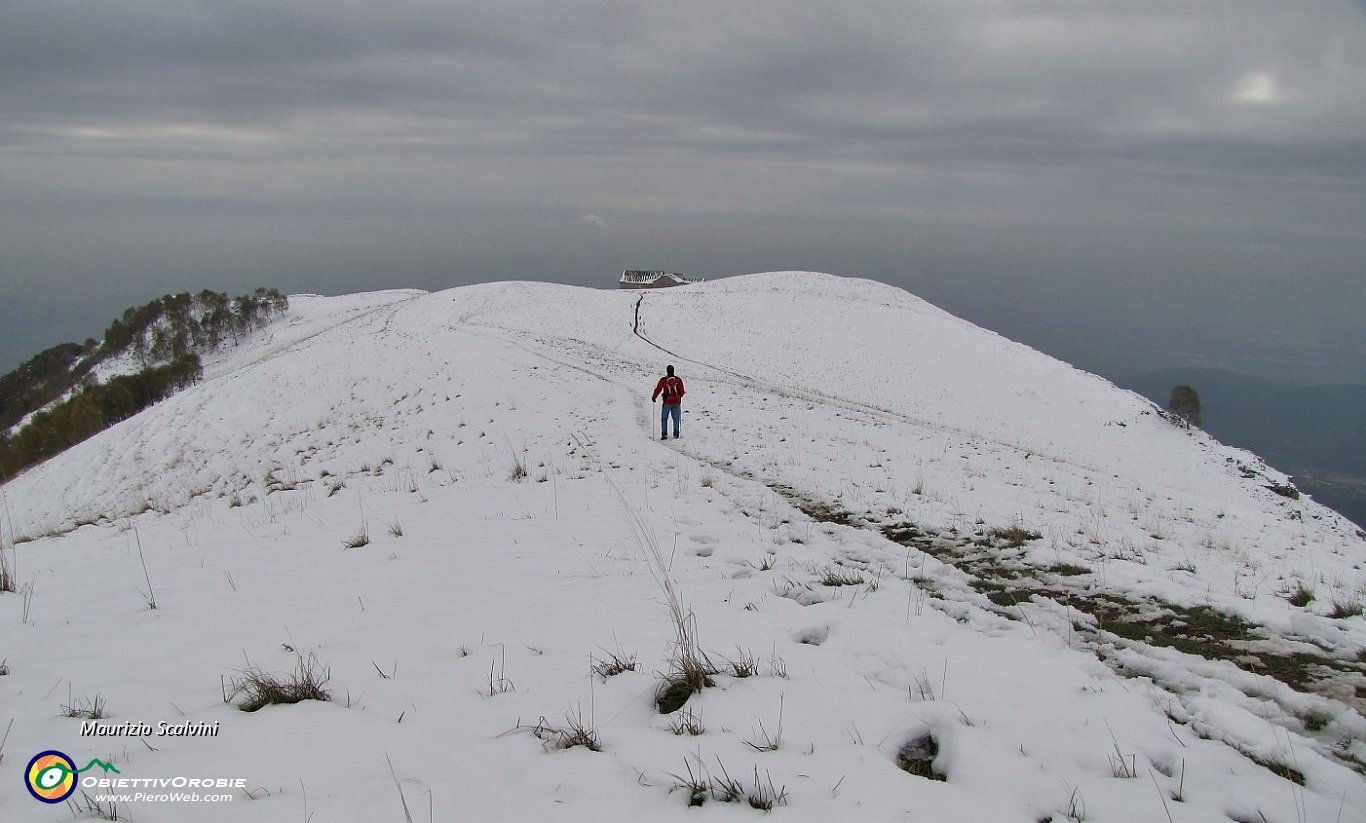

{"left": 26, "top": 750, "right": 78, "bottom": 803}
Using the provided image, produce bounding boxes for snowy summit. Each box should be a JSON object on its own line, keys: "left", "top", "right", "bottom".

{"left": 2, "top": 272, "right": 1363, "bottom": 822}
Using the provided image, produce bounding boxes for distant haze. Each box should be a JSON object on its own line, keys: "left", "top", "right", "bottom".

{"left": 3, "top": 1, "right": 1364, "bottom": 386}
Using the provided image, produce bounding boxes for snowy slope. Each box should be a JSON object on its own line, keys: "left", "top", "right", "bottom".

{"left": 1, "top": 273, "right": 1362, "bottom": 823}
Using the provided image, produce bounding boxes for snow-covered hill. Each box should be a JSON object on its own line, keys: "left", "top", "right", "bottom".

{"left": 2, "top": 272, "right": 1362, "bottom": 822}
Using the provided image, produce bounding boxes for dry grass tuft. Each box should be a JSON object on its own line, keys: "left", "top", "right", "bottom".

{"left": 228, "top": 654, "right": 331, "bottom": 712}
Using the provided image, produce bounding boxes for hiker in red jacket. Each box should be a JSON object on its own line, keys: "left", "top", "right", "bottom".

{"left": 651, "top": 365, "right": 685, "bottom": 440}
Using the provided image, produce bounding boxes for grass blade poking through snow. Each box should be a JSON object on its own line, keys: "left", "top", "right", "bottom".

{"left": 387, "top": 754, "right": 416, "bottom": 823}
{"left": 607, "top": 476, "right": 715, "bottom": 713}
{"left": 134, "top": 529, "right": 156, "bottom": 609}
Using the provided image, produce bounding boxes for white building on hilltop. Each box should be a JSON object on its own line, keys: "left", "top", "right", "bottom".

{"left": 618, "top": 270, "right": 699, "bottom": 289}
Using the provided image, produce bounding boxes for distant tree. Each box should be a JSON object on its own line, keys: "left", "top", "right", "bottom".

{"left": 102, "top": 318, "right": 131, "bottom": 353}
{"left": 1167, "top": 384, "right": 1202, "bottom": 428}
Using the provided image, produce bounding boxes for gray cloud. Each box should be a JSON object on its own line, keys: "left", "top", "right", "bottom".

{"left": 2, "top": 1, "right": 1364, "bottom": 380}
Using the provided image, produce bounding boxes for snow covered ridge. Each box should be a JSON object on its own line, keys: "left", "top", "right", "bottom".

{"left": 1, "top": 272, "right": 1363, "bottom": 822}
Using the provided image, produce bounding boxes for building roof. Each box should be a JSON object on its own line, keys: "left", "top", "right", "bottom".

{"left": 620, "top": 270, "right": 693, "bottom": 285}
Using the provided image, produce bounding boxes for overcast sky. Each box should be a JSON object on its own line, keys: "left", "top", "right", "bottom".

{"left": 3, "top": 1, "right": 1364, "bottom": 382}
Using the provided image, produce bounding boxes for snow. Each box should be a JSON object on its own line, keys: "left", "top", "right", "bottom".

{"left": 1, "top": 272, "right": 1362, "bottom": 822}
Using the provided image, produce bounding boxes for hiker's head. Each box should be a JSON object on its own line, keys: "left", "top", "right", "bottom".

{"left": 666, "top": 365, "right": 675, "bottom": 376}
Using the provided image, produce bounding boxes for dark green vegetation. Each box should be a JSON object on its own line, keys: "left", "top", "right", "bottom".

{"left": 0, "top": 289, "right": 286, "bottom": 478}
{"left": 769, "top": 483, "right": 859, "bottom": 527}
{"left": 0, "top": 355, "right": 204, "bottom": 475}
{"left": 0, "top": 341, "right": 92, "bottom": 432}
{"left": 1166, "top": 384, "right": 1202, "bottom": 427}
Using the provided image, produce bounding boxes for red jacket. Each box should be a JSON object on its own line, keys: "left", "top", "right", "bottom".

{"left": 652, "top": 375, "right": 685, "bottom": 405}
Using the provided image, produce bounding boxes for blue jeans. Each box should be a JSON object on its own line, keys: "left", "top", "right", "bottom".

{"left": 661, "top": 403, "right": 680, "bottom": 437}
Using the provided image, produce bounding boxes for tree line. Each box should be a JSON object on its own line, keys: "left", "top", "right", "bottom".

{"left": 0, "top": 288, "right": 287, "bottom": 478}
{"left": 0, "top": 341, "right": 93, "bottom": 433}
{"left": 0, "top": 355, "right": 203, "bottom": 476}
{"left": 101, "top": 288, "right": 288, "bottom": 366}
